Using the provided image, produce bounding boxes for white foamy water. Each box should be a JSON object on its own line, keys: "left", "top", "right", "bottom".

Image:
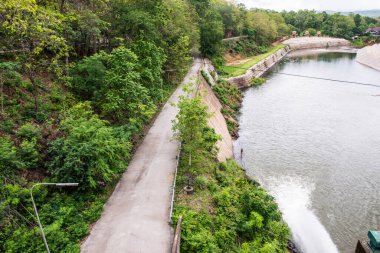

{"left": 267, "top": 178, "right": 339, "bottom": 253}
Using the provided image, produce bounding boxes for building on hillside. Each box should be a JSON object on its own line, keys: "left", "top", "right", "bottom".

{"left": 366, "top": 27, "right": 380, "bottom": 36}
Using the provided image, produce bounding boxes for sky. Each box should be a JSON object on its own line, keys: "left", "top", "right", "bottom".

{"left": 235, "top": 0, "right": 380, "bottom": 12}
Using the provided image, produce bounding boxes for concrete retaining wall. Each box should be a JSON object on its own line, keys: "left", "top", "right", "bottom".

{"left": 356, "top": 44, "right": 380, "bottom": 71}
{"left": 284, "top": 37, "right": 351, "bottom": 50}
{"left": 198, "top": 76, "right": 234, "bottom": 162}
{"left": 226, "top": 37, "right": 351, "bottom": 88}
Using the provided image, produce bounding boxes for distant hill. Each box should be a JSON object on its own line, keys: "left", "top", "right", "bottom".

{"left": 325, "top": 9, "right": 380, "bottom": 18}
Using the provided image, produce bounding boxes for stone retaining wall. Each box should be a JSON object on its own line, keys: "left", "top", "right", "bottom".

{"left": 226, "top": 46, "right": 291, "bottom": 88}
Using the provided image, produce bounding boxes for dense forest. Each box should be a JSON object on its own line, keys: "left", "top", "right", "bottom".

{"left": 1, "top": 0, "right": 379, "bottom": 252}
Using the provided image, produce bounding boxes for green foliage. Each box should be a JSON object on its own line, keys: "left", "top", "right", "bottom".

{"left": 201, "top": 70, "right": 212, "bottom": 86}
{"left": 17, "top": 139, "right": 39, "bottom": 170}
{"left": 71, "top": 47, "right": 157, "bottom": 132}
{"left": 99, "top": 47, "right": 156, "bottom": 127}
{"left": 130, "top": 40, "right": 166, "bottom": 100}
{"left": 174, "top": 160, "right": 290, "bottom": 253}
{"left": 16, "top": 123, "right": 41, "bottom": 140}
{"left": 69, "top": 54, "right": 106, "bottom": 100}
{"left": 213, "top": 80, "right": 242, "bottom": 137}
{"left": 173, "top": 88, "right": 219, "bottom": 174}
{"left": 0, "top": 136, "right": 18, "bottom": 179}
{"left": 0, "top": 180, "right": 108, "bottom": 253}
{"left": 251, "top": 77, "right": 267, "bottom": 87}
{"left": 200, "top": 9, "right": 224, "bottom": 57}
{"left": 173, "top": 86, "right": 289, "bottom": 252}
{"left": 48, "top": 102, "right": 131, "bottom": 189}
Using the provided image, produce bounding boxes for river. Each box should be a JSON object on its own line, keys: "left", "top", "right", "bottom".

{"left": 235, "top": 49, "right": 380, "bottom": 253}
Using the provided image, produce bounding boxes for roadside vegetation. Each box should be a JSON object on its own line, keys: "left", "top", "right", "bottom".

{"left": 172, "top": 89, "right": 290, "bottom": 252}
{"left": 0, "top": 0, "right": 378, "bottom": 251}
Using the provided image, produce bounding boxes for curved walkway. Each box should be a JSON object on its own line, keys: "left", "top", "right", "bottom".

{"left": 81, "top": 60, "right": 202, "bottom": 253}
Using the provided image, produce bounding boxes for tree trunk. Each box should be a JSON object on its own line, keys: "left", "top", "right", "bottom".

{"left": 60, "top": 0, "right": 65, "bottom": 13}
{"left": 0, "top": 77, "right": 3, "bottom": 115}
{"left": 29, "top": 75, "right": 39, "bottom": 114}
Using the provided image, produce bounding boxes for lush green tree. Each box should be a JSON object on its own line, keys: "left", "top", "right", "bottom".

{"left": 0, "top": 137, "right": 18, "bottom": 179}
{"left": 0, "top": 62, "right": 21, "bottom": 115}
{"left": 48, "top": 102, "right": 131, "bottom": 189}
{"left": 69, "top": 53, "right": 106, "bottom": 100}
{"left": 99, "top": 47, "right": 156, "bottom": 127}
{"left": 71, "top": 47, "right": 156, "bottom": 129}
{"left": 200, "top": 9, "right": 224, "bottom": 57}
{"left": 173, "top": 87, "right": 219, "bottom": 172}
{"left": 130, "top": 40, "right": 166, "bottom": 93}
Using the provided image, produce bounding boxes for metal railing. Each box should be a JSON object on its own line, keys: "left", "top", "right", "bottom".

{"left": 169, "top": 143, "right": 181, "bottom": 224}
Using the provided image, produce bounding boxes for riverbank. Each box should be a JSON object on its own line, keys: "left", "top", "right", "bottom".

{"left": 226, "top": 37, "right": 351, "bottom": 88}
{"left": 356, "top": 44, "right": 380, "bottom": 71}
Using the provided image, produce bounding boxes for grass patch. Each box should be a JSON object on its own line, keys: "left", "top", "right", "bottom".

{"left": 220, "top": 44, "right": 286, "bottom": 77}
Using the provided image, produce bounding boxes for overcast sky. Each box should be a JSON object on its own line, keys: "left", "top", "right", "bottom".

{"left": 235, "top": 0, "right": 380, "bottom": 12}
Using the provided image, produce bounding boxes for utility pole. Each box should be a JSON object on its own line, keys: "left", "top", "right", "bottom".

{"left": 30, "top": 183, "right": 79, "bottom": 253}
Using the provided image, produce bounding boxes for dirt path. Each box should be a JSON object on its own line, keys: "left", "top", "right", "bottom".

{"left": 81, "top": 60, "right": 202, "bottom": 253}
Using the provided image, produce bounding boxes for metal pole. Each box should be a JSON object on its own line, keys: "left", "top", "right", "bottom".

{"left": 30, "top": 183, "right": 78, "bottom": 253}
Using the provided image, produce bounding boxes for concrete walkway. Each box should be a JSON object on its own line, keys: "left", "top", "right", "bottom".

{"left": 81, "top": 60, "right": 202, "bottom": 253}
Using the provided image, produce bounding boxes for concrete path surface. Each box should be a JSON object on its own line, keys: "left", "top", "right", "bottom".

{"left": 81, "top": 60, "right": 202, "bottom": 253}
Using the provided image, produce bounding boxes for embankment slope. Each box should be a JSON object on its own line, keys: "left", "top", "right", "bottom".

{"left": 356, "top": 44, "right": 380, "bottom": 71}
{"left": 199, "top": 77, "right": 234, "bottom": 162}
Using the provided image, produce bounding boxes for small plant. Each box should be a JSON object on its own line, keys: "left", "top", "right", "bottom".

{"left": 201, "top": 70, "right": 212, "bottom": 86}
{"left": 16, "top": 123, "right": 41, "bottom": 140}
{"left": 0, "top": 119, "right": 15, "bottom": 134}
{"left": 195, "top": 175, "right": 208, "bottom": 189}
{"left": 251, "top": 77, "right": 266, "bottom": 87}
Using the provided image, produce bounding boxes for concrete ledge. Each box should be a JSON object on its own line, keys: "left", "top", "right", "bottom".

{"left": 284, "top": 37, "right": 351, "bottom": 50}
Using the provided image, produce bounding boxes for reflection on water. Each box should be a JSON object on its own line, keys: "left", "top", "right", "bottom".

{"left": 236, "top": 51, "right": 380, "bottom": 253}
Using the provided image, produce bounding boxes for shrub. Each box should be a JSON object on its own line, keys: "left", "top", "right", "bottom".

{"left": 0, "top": 119, "right": 15, "bottom": 133}
{"left": 195, "top": 175, "right": 208, "bottom": 189}
{"left": 17, "top": 139, "right": 39, "bottom": 170}
{"left": 251, "top": 77, "right": 266, "bottom": 87}
{"left": 48, "top": 102, "right": 131, "bottom": 189}
{"left": 201, "top": 70, "right": 212, "bottom": 86}
{"left": 0, "top": 137, "right": 18, "bottom": 179}
{"left": 16, "top": 123, "right": 41, "bottom": 140}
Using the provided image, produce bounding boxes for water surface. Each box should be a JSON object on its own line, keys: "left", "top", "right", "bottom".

{"left": 235, "top": 50, "right": 380, "bottom": 253}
